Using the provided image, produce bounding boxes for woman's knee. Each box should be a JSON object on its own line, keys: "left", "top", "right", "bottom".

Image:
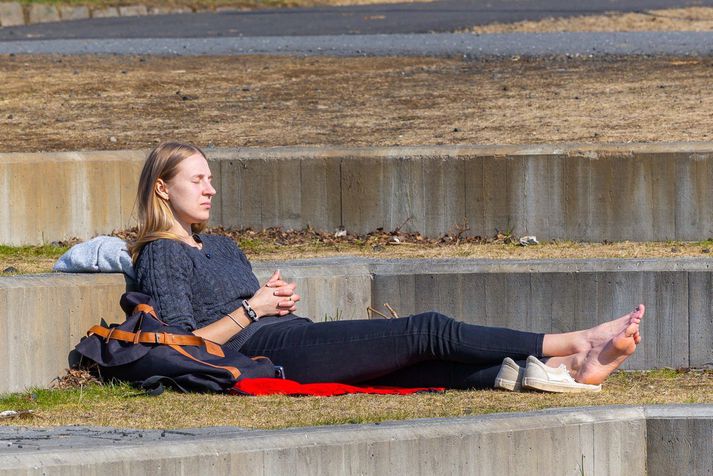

{"left": 407, "top": 311, "right": 454, "bottom": 330}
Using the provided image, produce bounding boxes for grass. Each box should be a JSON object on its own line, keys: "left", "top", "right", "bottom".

{"left": 0, "top": 369, "right": 710, "bottom": 429}
{"left": 5, "top": 55, "right": 713, "bottom": 153}
{"left": 471, "top": 7, "right": 713, "bottom": 34}
{"left": 0, "top": 243, "right": 69, "bottom": 275}
{"left": 3, "top": 233, "right": 713, "bottom": 276}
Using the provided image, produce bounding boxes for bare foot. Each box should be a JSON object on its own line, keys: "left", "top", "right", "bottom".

{"left": 580, "top": 304, "right": 645, "bottom": 353}
{"left": 575, "top": 321, "right": 641, "bottom": 385}
{"left": 543, "top": 304, "right": 645, "bottom": 357}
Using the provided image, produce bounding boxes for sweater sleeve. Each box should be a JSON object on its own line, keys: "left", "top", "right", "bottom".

{"left": 135, "top": 239, "right": 197, "bottom": 331}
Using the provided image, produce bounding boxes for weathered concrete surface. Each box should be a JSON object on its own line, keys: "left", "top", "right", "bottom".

{"left": 1, "top": 406, "right": 710, "bottom": 476}
{"left": 27, "top": 3, "right": 59, "bottom": 23}
{"left": 91, "top": 7, "right": 119, "bottom": 18}
{"left": 0, "top": 2, "right": 23, "bottom": 27}
{"left": 6, "top": 143, "right": 713, "bottom": 245}
{"left": 252, "top": 259, "right": 372, "bottom": 322}
{"left": 214, "top": 143, "right": 713, "bottom": 242}
{"left": 2, "top": 257, "right": 712, "bottom": 393}
{"left": 0, "top": 150, "right": 145, "bottom": 245}
{"left": 58, "top": 5, "right": 89, "bottom": 21}
{"left": 645, "top": 406, "right": 713, "bottom": 476}
{"left": 118, "top": 5, "right": 148, "bottom": 16}
{"left": 0, "top": 274, "right": 127, "bottom": 393}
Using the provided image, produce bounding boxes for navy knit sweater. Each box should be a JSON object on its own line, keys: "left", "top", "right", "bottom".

{"left": 134, "top": 234, "right": 300, "bottom": 351}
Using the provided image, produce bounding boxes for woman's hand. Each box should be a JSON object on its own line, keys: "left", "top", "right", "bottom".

{"left": 193, "top": 271, "right": 299, "bottom": 344}
{"left": 248, "top": 270, "right": 301, "bottom": 317}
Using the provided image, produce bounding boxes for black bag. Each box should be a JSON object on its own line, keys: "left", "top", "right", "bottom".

{"left": 74, "top": 292, "right": 276, "bottom": 393}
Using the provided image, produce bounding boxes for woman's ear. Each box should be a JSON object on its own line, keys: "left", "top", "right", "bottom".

{"left": 155, "top": 179, "right": 169, "bottom": 200}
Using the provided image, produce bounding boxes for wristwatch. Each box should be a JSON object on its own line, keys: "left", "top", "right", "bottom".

{"left": 242, "top": 299, "right": 259, "bottom": 322}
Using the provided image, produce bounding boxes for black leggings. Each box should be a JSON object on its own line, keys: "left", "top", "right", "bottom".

{"left": 239, "top": 311, "right": 544, "bottom": 389}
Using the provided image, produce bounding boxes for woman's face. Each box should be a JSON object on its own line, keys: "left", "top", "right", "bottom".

{"left": 161, "top": 153, "right": 216, "bottom": 228}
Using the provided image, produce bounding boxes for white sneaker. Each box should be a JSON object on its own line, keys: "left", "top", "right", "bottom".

{"left": 494, "top": 357, "right": 524, "bottom": 391}
{"left": 522, "top": 355, "right": 602, "bottom": 393}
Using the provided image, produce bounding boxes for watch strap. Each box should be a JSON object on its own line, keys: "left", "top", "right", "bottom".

{"left": 242, "top": 299, "right": 259, "bottom": 322}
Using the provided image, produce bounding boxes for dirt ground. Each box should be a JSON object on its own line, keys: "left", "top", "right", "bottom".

{"left": 2, "top": 54, "right": 713, "bottom": 152}
{"left": 472, "top": 7, "right": 713, "bottom": 33}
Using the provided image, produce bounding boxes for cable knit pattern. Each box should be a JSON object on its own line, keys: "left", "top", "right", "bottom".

{"left": 134, "top": 234, "right": 300, "bottom": 351}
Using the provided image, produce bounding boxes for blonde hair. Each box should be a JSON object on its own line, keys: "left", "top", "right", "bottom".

{"left": 129, "top": 141, "right": 209, "bottom": 263}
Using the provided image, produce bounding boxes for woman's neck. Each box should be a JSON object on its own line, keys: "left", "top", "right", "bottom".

{"left": 169, "top": 222, "right": 202, "bottom": 249}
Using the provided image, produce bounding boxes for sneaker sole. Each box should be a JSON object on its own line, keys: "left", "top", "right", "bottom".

{"left": 522, "top": 377, "right": 601, "bottom": 393}
{"left": 494, "top": 377, "right": 517, "bottom": 391}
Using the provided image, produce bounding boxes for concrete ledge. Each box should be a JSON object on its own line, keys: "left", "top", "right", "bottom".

{"left": 0, "top": 2, "right": 23, "bottom": 27}
{"left": 646, "top": 406, "right": 713, "bottom": 476}
{"left": 28, "top": 3, "right": 59, "bottom": 23}
{"left": 0, "top": 405, "right": 710, "bottom": 475}
{"left": 0, "top": 274, "right": 129, "bottom": 393}
{"left": 0, "top": 1, "right": 194, "bottom": 26}
{"left": 6, "top": 143, "right": 713, "bottom": 244}
{"left": 2, "top": 257, "right": 713, "bottom": 393}
{"left": 0, "top": 149, "right": 146, "bottom": 245}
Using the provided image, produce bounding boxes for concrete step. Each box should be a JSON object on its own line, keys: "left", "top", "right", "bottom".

{"left": 1, "top": 257, "right": 711, "bottom": 394}
{"left": 3, "top": 143, "right": 713, "bottom": 245}
{"left": 0, "top": 1, "right": 191, "bottom": 27}
{"left": 0, "top": 405, "right": 710, "bottom": 476}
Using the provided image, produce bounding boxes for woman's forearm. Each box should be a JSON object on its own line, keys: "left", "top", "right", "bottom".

{"left": 191, "top": 273, "right": 300, "bottom": 344}
{"left": 192, "top": 306, "right": 252, "bottom": 344}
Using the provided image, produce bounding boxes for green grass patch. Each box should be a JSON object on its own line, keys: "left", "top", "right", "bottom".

{"left": 0, "top": 381, "right": 141, "bottom": 412}
{"left": 1, "top": 369, "right": 711, "bottom": 430}
{"left": 0, "top": 244, "right": 68, "bottom": 274}
{"left": 0, "top": 244, "right": 68, "bottom": 259}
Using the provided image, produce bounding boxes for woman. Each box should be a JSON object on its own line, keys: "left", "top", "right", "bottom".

{"left": 130, "top": 141, "right": 643, "bottom": 390}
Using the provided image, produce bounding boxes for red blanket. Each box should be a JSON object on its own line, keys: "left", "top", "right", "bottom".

{"left": 231, "top": 378, "right": 444, "bottom": 396}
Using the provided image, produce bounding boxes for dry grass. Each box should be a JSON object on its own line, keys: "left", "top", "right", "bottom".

{"left": 472, "top": 7, "right": 713, "bottom": 33}
{"left": 0, "top": 369, "right": 710, "bottom": 429}
{"left": 229, "top": 235, "right": 713, "bottom": 262}
{"left": 2, "top": 230, "right": 713, "bottom": 276}
{"left": 3, "top": 55, "right": 713, "bottom": 153}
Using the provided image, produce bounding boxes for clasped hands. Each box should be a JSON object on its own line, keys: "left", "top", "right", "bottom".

{"left": 248, "top": 270, "right": 301, "bottom": 318}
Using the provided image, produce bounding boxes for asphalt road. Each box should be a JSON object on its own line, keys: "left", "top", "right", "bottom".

{"left": 2, "top": 31, "right": 713, "bottom": 57}
{"left": 2, "top": 0, "right": 713, "bottom": 40}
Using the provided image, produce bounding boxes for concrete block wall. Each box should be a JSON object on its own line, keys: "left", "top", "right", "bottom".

{"left": 0, "top": 1, "right": 190, "bottom": 26}
{"left": 0, "top": 150, "right": 145, "bottom": 244}
{"left": 0, "top": 274, "right": 128, "bottom": 393}
{"left": 646, "top": 406, "right": 713, "bottom": 476}
{"left": 252, "top": 260, "right": 372, "bottom": 322}
{"left": 370, "top": 258, "right": 713, "bottom": 370}
{"left": 2, "top": 258, "right": 712, "bottom": 394}
{"left": 3, "top": 406, "right": 711, "bottom": 476}
{"left": 6, "top": 142, "right": 713, "bottom": 245}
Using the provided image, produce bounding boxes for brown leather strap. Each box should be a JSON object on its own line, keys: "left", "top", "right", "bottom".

{"left": 169, "top": 344, "right": 240, "bottom": 379}
{"left": 87, "top": 325, "right": 224, "bottom": 357}
{"left": 134, "top": 303, "right": 158, "bottom": 318}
